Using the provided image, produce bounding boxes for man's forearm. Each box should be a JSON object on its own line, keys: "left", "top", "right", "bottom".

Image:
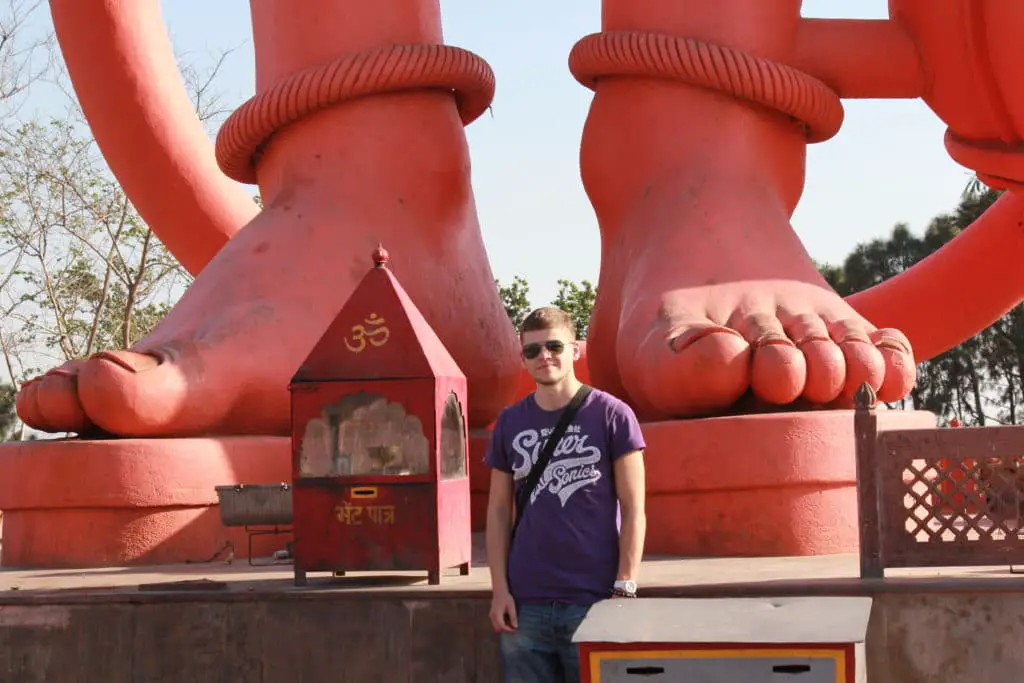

{"left": 617, "top": 509, "right": 646, "bottom": 580}
{"left": 486, "top": 505, "right": 513, "bottom": 593}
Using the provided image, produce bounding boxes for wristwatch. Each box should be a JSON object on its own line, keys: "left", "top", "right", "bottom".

{"left": 613, "top": 579, "right": 637, "bottom": 597}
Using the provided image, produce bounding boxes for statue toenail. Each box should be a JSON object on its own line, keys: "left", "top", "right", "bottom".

{"left": 668, "top": 326, "right": 742, "bottom": 352}
{"left": 876, "top": 338, "right": 911, "bottom": 354}
{"left": 837, "top": 335, "right": 871, "bottom": 346}
{"left": 794, "top": 335, "right": 830, "bottom": 347}
{"left": 91, "top": 351, "right": 159, "bottom": 374}
{"left": 753, "top": 335, "right": 795, "bottom": 349}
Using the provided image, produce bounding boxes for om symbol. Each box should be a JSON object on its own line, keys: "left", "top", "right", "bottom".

{"left": 345, "top": 313, "right": 390, "bottom": 353}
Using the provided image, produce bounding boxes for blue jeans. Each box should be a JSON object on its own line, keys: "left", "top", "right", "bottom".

{"left": 499, "top": 602, "right": 592, "bottom": 683}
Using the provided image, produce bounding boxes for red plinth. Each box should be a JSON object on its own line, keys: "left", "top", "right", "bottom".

{"left": 472, "top": 408, "right": 936, "bottom": 556}
{"left": 0, "top": 436, "right": 289, "bottom": 568}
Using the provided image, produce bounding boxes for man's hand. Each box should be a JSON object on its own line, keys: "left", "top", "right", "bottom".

{"left": 489, "top": 590, "right": 518, "bottom": 633}
{"left": 486, "top": 468, "right": 517, "bottom": 633}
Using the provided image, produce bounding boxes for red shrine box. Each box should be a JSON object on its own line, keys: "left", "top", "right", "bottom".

{"left": 288, "top": 247, "right": 472, "bottom": 586}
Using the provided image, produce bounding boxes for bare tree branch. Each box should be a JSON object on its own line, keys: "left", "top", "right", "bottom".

{"left": 178, "top": 43, "right": 244, "bottom": 130}
{"left": 0, "top": 0, "right": 53, "bottom": 120}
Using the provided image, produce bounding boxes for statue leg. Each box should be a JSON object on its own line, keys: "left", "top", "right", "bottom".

{"left": 575, "top": 0, "right": 916, "bottom": 419}
{"left": 18, "top": 0, "right": 520, "bottom": 436}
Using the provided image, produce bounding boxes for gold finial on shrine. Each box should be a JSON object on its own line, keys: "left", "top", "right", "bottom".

{"left": 372, "top": 244, "right": 390, "bottom": 268}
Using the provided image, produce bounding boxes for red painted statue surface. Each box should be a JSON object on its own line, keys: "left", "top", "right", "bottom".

{"left": 14, "top": 0, "right": 1024, "bottom": 435}
{"left": 3, "top": 0, "right": 1024, "bottom": 566}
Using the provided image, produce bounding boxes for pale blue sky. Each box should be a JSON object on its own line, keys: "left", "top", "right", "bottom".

{"left": 156, "top": 0, "right": 971, "bottom": 307}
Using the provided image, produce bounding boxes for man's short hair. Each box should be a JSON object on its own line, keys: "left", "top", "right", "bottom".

{"left": 521, "top": 307, "right": 576, "bottom": 341}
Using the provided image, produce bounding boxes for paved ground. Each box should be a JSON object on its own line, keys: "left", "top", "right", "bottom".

{"left": 2, "top": 532, "right": 1022, "bottom": 599}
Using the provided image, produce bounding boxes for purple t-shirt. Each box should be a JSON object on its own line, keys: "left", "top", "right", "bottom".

{"left": 485, "top": 388, "right": 646, "bottom": 605}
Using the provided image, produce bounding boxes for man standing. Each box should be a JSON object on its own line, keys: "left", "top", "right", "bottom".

{"left": 485, "top": 307, "right": 647, "bottom": 683}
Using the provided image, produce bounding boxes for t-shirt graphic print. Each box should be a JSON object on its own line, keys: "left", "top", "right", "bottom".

{"left": 511, "top": 422, "right": 604, "bottom": 507}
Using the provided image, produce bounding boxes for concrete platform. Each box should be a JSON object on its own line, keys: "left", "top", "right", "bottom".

{"left": 2, "top": 540, "right": 1023, "bottom": 599}
{"left": 2, "top": 534, "right": 1024, "bottom": 682}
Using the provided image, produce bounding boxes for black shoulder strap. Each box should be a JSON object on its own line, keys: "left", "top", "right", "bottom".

{"left": 512, "top": 385, "right": 592, "bottom": 537}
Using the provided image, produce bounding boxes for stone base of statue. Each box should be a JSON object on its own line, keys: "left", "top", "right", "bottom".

{"left": 0, "top": 407, "right": 934, "bottom": 568}
{"left": 0, "top": 436, "right": 289, "bottom": 568}
{"left": 472, "top": 408, "right": 936, "bottom": 557}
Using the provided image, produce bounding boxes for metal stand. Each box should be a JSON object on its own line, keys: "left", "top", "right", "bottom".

{"left": 244, "top": 524, "right": 293, "bottom": 566}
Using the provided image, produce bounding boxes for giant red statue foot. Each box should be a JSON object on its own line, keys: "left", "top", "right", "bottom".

{"left": 572, "top": 25, "right": 916, "bottom": 419}
{"left": 625, "top": 286, "right": 912, "bottom": 418}
{"left": 585, "top": 171, "right": 916, "bottom": 420}
{"left": 17, "top": 5, "right": 520, "bottom": 437}
{"left": 19, "top": 98, "right": 519, "bottom": 435}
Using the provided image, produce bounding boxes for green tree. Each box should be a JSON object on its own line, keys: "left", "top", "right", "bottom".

{"left": 0, "top": 382, "right": 16, "bottom": 440}
{"left": 813, "top": 259, "right": 845, "bottom": 293}
{"left": 552, "top": 278, "right": 597, "bottom": 339}
{"left": 0, "top": 118, "right": 190, "bottom": 367}
{"left": 496, "top": 276, "right": 531, "bottom": 332}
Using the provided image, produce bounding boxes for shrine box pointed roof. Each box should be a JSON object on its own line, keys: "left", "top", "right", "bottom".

{"left": 291, "top": 247, "right": 465, "bottom": 383}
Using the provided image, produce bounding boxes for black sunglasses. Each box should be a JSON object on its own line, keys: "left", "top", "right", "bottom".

{"left": 522, "top": 340, "right": 566, "bottom": 360}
